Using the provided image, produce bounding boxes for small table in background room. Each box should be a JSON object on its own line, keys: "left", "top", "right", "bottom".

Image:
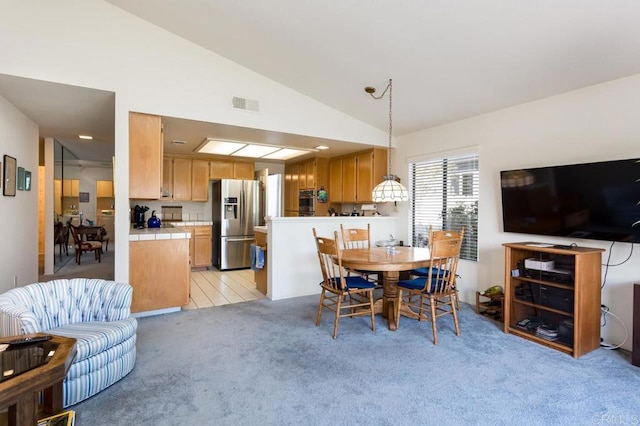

{"left": 0, "top": 334, "right": 77, "bottom": 426}
{"left": 339, "top": 246, "right": 431, "bottom": 331}
{"left": 75, "top": 225, "right": 103, "bottom": 241}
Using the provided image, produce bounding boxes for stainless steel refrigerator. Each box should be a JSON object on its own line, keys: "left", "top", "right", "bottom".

{"left": 212, "top": 179, "right": 259, "bottom": 270}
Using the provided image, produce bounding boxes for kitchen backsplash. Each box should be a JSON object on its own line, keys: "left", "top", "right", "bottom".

{"left": 129, "top": 200, "right": 212, "bottom": 222}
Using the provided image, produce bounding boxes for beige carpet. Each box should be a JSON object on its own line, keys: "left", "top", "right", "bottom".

{"left": 39, "top": 248, "right": 115, "bottom": 282}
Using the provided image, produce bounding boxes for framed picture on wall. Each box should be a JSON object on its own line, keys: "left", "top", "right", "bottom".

{"left": 25, "top": 170, "right": 32, "bottom": 191}
{"left": 3, "top": 155, "right": 16, "bottom": 196}
{"left": 17, "top": 166, "right": 25, "bottom": 190}
{"left": 0, "top": 160, "right": 2, "bottom": 190}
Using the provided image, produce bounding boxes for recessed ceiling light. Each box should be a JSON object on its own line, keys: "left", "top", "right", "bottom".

{"left": 263, "top": 148, "right": 309, "bottom": 160}
{"left": 196, "top": 139, "right": 246, "bottom": 155}
{"left": 315, "top": 145, "right": 329, "bottom": 150}
{"left": 79, "top": 135, "right": 93, "bottom": 140}
{"left": 231, "top": 145, "right": 280, "bottom": 158}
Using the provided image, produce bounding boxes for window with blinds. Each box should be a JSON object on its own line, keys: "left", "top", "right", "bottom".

{"left": 409, "top": 152, "right": 479, "bottom": 261}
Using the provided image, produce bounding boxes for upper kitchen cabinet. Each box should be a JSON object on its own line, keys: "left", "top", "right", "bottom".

{"left": 284, "top": 163, "right": 300, "bottom": 215}
{"left": 162, "top": 156, "right": 173, "bottom": 198}
{"left": 191, "top": 159, "right": 210, "bottom": 201}
{"left": 129, "top": 112, "right": 163, "bottom": 199}
{"left": 209, "top": 159, "right": 254, "bottom": 180}
{"left": 329, "top": 148, "right": 387, "bottom": 203}
{"left": 233, "top": 162, "right": 254, "bottom": 179}
{"left": 171, "top": 157, "right": 192, "bottom": 201}
{"left": 96, "top": 180, "right": 114, "bottom": 198}
{"left": 162, "top": 155, "right": 214, "bottom": 201}
{"left": 284, "top": 157, "right": 329, "bottom": 216}
{"left": 62, "top": 179, "right": 79, "bottom": 197}
{"left": 209, "top": 159, "right": 234, "bottom": 180}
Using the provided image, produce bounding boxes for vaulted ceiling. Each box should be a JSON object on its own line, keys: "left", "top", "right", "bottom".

{"left": 4, "top": 1, "right": 640, "bottom": 164}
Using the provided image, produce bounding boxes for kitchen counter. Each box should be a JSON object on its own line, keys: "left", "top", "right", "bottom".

{"left": 128, "top": 221, "right": 212, "bottom": 241}
{"left": 254, "top": 225, "right": 267, "bottom": 234}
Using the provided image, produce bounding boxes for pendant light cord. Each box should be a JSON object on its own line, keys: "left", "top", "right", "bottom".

{"left": 367, "top": 78, "right": 393, "bottom": 176}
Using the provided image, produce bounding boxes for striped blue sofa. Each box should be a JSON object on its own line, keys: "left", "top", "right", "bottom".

{"left": 0, "top": 278, "right": 137, "bottom": 407}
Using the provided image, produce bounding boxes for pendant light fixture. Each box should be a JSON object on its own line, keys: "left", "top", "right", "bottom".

{"left": 366, "top": 78, "right": 409, "bottom": 203}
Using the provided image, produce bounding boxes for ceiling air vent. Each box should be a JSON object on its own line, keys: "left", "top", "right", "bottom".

{"left": 232, "top": 96, "right": 259, "bottom": 112}
{"left": 171, "top": 140, "right": 187, "bottom": 146}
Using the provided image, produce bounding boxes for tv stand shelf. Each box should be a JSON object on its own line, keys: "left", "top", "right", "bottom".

{"left": 503, "top": 242, "right": 604, "bottom": 358}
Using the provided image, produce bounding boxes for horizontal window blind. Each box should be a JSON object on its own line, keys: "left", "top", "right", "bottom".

{"left": 410, "top": 152, "right": 479, "bottom": 261}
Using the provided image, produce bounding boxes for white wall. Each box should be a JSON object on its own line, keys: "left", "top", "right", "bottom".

{"left": 268, "top": 216, "right": 398, "bottom": 300}
{"left": 0, "top": 95, "right": 39, "bottom": 291}
{"left": 395, "top": 74, "right": 640, "bottom": 350}
{"left": 0, "top": 1, "right": 387, "bottom": 285}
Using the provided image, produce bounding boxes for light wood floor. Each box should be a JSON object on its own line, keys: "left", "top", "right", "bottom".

{"left": 183, "top": 268, "right": 266, "bottom": 310}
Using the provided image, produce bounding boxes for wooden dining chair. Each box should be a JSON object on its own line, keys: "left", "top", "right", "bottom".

{"left": 395, "top": 236, "right": 463, "bottom": 345}
{"left": 411, "top": 226, "right": 465, "bottom": 309}
{"left": 339, "top": 223, "right": 380, "bottom": 284}
{"left": 54, "top": 221, "right": 69, "bottom": 261}
{"left": 69, "top": 224, "right": 102, "bottom": 264}
{"left": 312, "top": 228, "right": 377, "bottom": 339}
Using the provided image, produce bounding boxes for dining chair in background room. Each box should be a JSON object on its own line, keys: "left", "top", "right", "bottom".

{"left": 312, "top": 228, "right": 377, "bottom": 339}
{"left": 339, "top": 223, "right": 380, "bottom": 285}
{"left": 411, "top": 226, "right": 465, "bottom": 309}
{"left": 54, "top": 221, "right": 69, "bottom": 261}
{"left": 69, "top": 224, "right": 102, "bottom": 264}
{"left": 395, "top": 236, "right": 463, "bottom": 345}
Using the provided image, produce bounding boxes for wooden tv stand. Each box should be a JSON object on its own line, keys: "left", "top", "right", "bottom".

{"left": 503, "top": 242, "right": 604, "bottom": 358}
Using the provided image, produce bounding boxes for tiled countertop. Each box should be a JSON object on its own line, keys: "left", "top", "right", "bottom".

{"left": 129, "top": 221, "right": 213, "bottom": 241}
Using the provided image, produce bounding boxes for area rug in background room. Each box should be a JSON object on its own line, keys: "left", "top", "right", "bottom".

{"left": 72, "top": 295, "right": 640, "bottom": 426}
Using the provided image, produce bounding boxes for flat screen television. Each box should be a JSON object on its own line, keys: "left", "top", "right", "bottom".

{"left": 500, "top": 158, "right": 640, "bottom": 243}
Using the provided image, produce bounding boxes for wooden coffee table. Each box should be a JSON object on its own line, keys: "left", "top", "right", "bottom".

{"left": 0, "top": 334, "right": 77, "bottom": 426}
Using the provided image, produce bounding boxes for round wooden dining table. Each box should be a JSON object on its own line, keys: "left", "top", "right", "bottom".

{"left": 339, "top": 246, "right": 431, "bottom": 331}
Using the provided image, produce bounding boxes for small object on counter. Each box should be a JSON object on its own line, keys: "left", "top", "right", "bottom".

{"left": 147, "top": 210, "right": 161, "bottom": 228}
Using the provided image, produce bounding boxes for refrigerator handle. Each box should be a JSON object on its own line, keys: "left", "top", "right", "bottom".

{"left": 226, "top": 237, "right": 255, "bottom": 242}
{"left": 240, "top": 186, "right": 245, "bottom": 227}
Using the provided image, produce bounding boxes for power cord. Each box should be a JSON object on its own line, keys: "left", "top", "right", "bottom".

{"left": 601, "top": 241, "right": 634, "bottom": 289}
{"left": 600, "top": 305, "right": 628, "bottom": 350}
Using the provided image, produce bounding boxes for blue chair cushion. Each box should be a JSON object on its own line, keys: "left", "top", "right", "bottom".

{"left": 410, "top": 267, "right": 441, "bottom": 277}
{"left": 326, "top": 276, "right": 376, "bottom": 290}
{"left": 398, "top": 276, "right": 443, "bottom": 293}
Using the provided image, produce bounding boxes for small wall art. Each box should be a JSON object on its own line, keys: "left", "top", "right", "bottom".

{"left": 25, "top": 170, "right": 32, "bottom": 191}
{"left": 3, "top": 155, "right": 16, "bottom": 196}
{"left": 17, "top": 166, "right": 25, "bottom": 190}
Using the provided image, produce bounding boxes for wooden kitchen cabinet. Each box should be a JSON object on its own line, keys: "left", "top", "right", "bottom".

{"left": 172, "top": 157, "right": 192, "bottom": 201}
{"left": 210, "top": 159, "right": 234, "bottom": 179}
{"left": 328, "top": 148, "right": 387, "bottom": 203}
{"left": 129, "top": 239, "right": 190, "bottom": 312}
{"left": 191, "top": 159, "right": 210, "bottom": 201}
{"left": 162, "top": 156, "right": 173, "bottom": 198}
{"left": 96, "top": 180, "right": 114, "bottom": 198}
{"left": 284, "top": 163, "right": 300, "bottom": 214}
{"left": 62, "top": 179, "right": 79, "bottom": 197}
{"left": 329, "top": 159, "right": 343, "bottom": 203}
{"left": 184, "top": 225, "right": 212, "bottom": 268}
{"left": 209, "top": 159, "right": 254, "bottom": 180}
{"left": 283, "top": 158, "right": 330, "bottom": 215}
{"left": 193, "top": 226, "right": 212, "bottom": 267}
{"left": 234, "top": 162, "right": 254, "bottom": 179}
{"left": 129, "top": 112, "right": 163, "bottom": 199}
{"left": 342, "top": 155, "right": 357, "bottom": 202}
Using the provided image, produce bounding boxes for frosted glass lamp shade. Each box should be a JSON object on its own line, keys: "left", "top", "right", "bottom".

{"left": 371, "top": 175, "right": 409, "bottom": 202}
